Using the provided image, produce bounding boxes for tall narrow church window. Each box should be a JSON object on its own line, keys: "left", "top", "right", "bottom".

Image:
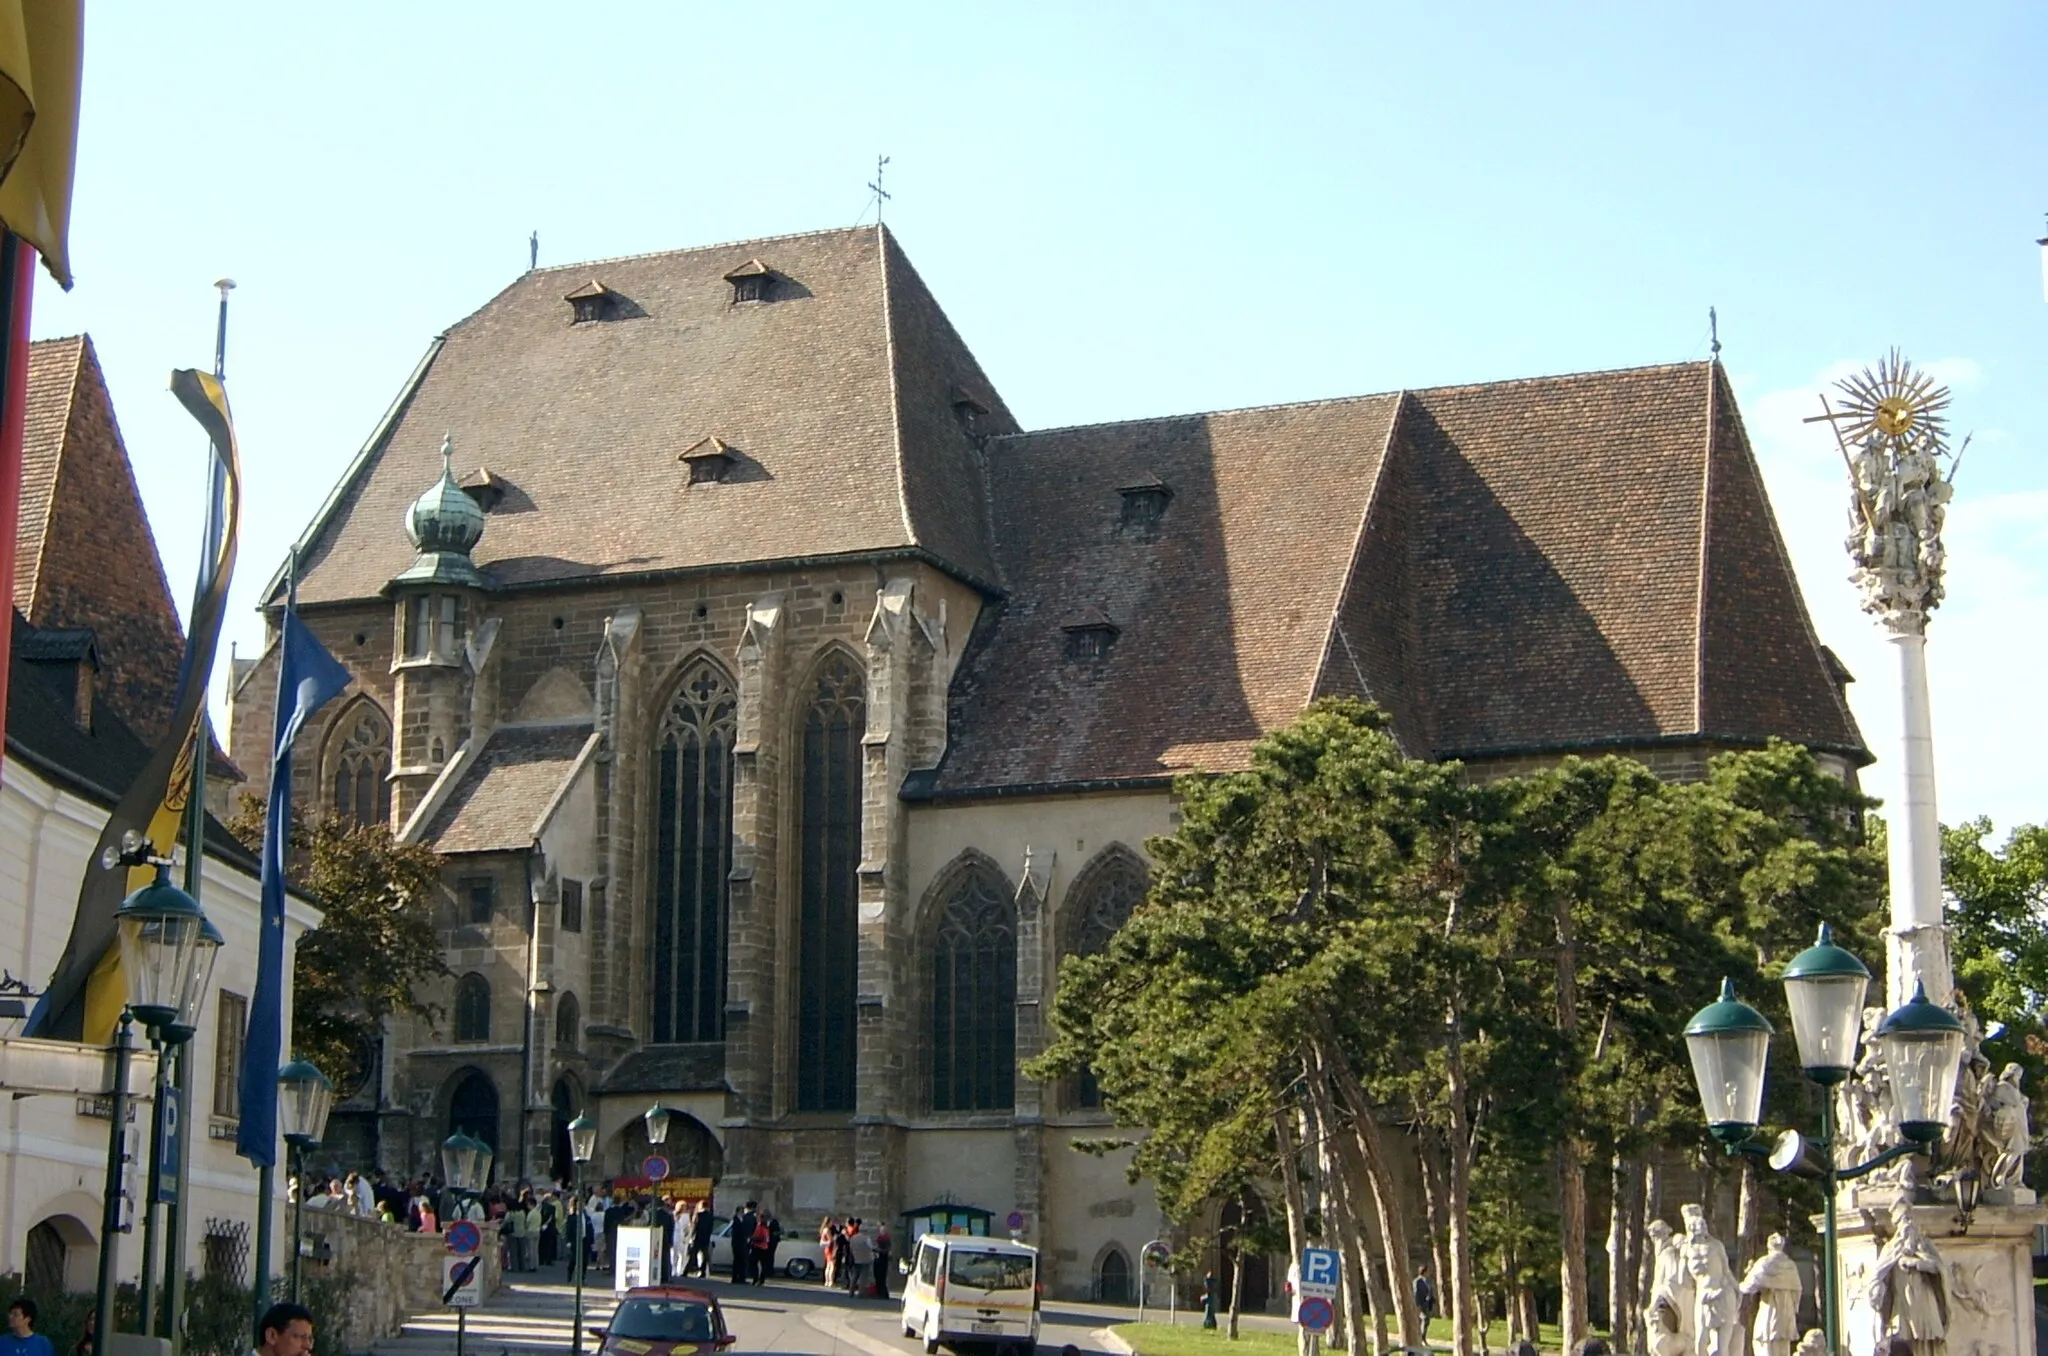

{"left": 455, "top": 973, "right": 491, "bottom": 1043}
{"left": 795, "top": 653, "right": 864, "bottom": 1111}
{"left": 327, "top": 702, "right": 391, "bottom": 828}
{"left": 652, "top": 661, "right": 736, "bottom": 1044}
{"left": 1065, "top": 850, "right": 1148, "bottom": 1108}
{"left": 929, "top": 863, "right": 1017, "bottom": 1112}
{"left": 555, "top": 992, "right": 580, "bottom": 1050}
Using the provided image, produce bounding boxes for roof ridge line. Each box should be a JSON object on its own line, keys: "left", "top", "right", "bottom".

{"left": 1309, "top": 391, "right": 1411, "bottom": 705}
{"left": 523, "top": 223, "right": 884, "bottom": 280}
{"left": 875, "top": 224, "right": 916, "bottom": 549}
{"left": 989, "top": 359, "right": 1713, "bottom": 446}
{"left": 1693, "top": 363, "right": 1716, "bottom": 733}
{"left": 23, "top": 336, "right": 89, "bottom": 612}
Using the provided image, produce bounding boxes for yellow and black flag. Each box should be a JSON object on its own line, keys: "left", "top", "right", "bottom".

{"left": 26, "top": 369, "right": 242, "bottom": 1039}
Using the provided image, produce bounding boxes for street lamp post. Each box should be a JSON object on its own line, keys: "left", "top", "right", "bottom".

{"left": 140, "top": 914, "right": 220, "bottom": 1336}
{"left": 441, "top": 1130, "right": 496, "bottom": 1356}
{"left": 279, "top": 1061, "right": 334, "bottom": 1303}
{"left": 100, "top": 860, "right": 217, "bottom": 1354}
{"left": 1683, "top": 925, "right": 1966, "bottom": 1356}
{"left": 568, "top": 1113, "right": 597, "bottom": 1356}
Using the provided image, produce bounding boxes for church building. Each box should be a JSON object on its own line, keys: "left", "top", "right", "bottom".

{"left": 225, "top": 224, "right": 1865, "bottom": 1299}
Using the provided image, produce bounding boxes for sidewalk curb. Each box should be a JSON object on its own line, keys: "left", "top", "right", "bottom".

{"left": 802, "top": 1306, "right": 912, "bottom": 1356}
{"left": 1097, "top": 1327, "right": 1137, "bottom": 1355}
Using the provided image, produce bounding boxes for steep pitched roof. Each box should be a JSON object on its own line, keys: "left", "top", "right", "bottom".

{"left": 282, "top": 225, "right": 1016, "bottom": 606}
{"left": 929, "top": 395, "right": 1403, "bottom": 793}
{"left": 931, "top": 361, "right": 1863, "bottom": 795}
{"left": 420, "top": 724, "right": 597, "bottom": 854}
{"left": 15, "top": 336, "right": 208, "bottom": 748}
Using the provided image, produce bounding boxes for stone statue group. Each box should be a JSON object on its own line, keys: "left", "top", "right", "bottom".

{"left": 1646, "top": 1202, "right": 1948, "bottom": 1356}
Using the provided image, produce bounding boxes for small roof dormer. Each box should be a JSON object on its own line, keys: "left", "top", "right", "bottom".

{"left": 680, "top": 435, "right": 738, "bottom": 486}
{"left": 1061, "top": 605, "right": 1120, "bottom": 663}
{"left": 723, "top": 258, "right": 775, "bottom": 305}
{"left": 564, "top": 279, "right": 620, "bottom": 324}
{"left": 458, "top": 466, "right": 511, "bottom": 513}
{"left": 1116, "top": 474, "right": 1173, "bottom": 540}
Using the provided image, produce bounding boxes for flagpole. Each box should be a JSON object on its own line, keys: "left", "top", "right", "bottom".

{"left": 162, "top": 279, "right": 235, "bottom": 1353}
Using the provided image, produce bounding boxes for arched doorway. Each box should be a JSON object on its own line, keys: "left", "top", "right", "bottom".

{"left": 448, "top": 1069, "right": 500, "bottom": 1160}
{"left": 622, "top": 1109, "right": 724, "bottom": 1181}
{"left": 24, "top": 1212, "right": 94, "bottom": 1295}
{"left": 550, "top": 1079, "right": 577, "bottom": 1184}
{"left": 1216, "top": 1193, "right": 1271, "bottom": 1310}
{"left": 1096, "top": 1245, "right": 1133, "bottom": 1304}
{"left": 25, "top": 1219, "right": 66, "bottom": 1295}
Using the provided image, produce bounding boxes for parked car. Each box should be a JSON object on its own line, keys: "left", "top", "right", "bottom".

{"left": 899, "top": 1235, "right": 1040, "bottom": 1356}
{"left": 588, "top": 1287, "right": 734, "bottom": 1356}
{"left": 704, "top": 1217, "right": 824, "bottom": 1280}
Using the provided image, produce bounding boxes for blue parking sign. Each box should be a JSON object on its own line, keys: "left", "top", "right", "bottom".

{"left": 1299, "top": 1246, "right": 1340, "bottom": 1300}
{"left": 154, "top": 1088, "right": 182, "bottom": 1206}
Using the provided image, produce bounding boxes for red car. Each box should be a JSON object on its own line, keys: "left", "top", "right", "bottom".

{"left": 588, "top": 1287, "right": 737, "bottom": 1356}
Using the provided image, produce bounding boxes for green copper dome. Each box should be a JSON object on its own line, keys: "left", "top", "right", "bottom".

{"left": 394, "top": 434, "right": 489, "bottom": 589}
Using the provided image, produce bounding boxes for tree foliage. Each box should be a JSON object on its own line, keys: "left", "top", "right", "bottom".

{"left": 230, "top": 797, "right": 448, "bottom": 1084}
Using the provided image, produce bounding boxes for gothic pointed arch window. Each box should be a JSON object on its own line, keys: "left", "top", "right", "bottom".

{"left": 653, "top": 659, "right": 737, "bottom": 1043}
{"left": 454, "top": 973, "right": 491, "bottom": 1043}
{"left": 1063, "top": 847, "right": 1148, "bottom": 1109}
{"left": 929, "top": 861, "right": 1017, "bottom": 1111}
{"left": 555, "top": 991, "right": 580, "bottom": 1050}
{"left": 795, "top": 651, "right": 863, "bottom": 1112}
{"left": 326, "top": 700, "right": 391, "bottom": 828}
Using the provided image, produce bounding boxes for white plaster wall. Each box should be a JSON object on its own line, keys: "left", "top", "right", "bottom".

{"left": 0, "top": 755, "right": 320, "bottom": 1292}
{"left": 1041, "top": 1130, "right": 1165, "bottom": 1302}
{"left": 902, "top": 1127, "right": 1016, "bottom": 1222}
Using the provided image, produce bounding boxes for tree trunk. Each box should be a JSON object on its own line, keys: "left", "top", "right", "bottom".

{"left": 1638, "top": 1161, "right": 1662, "bottom": 1311}
{"left": 1553, "top": 891, "right": 1589, "bottom": 1354}
{"left": 1418, "top": 1133, "right": 1452, "bottom": 1331}
{"left": 1441, "top": 1003, "right": 1480, "bottom": 1356}
{"left": 1735, "top": 1157, "right": 1764, "bottom": 1272}
{"left": 1310, "top": 1080, "right": 1376, "bottom": 1356}
{"left": 1277, "top": 1108, "right": 1319, "bottom": 1356}
{"left": 1605, "top": 1153, "right": 1635, "bottom": 1350}
{"left": 1228, "top": 1238, "right": 1245, "bottom": 1340}
{"left": 1314, "top": 1018, "right": 1425, "bottom": 1349}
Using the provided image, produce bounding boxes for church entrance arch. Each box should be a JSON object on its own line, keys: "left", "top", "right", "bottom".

{"left": 622, "top": 1109, "right": 724, "bottom": 1182}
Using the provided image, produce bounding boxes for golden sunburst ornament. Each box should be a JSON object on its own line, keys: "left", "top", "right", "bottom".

{"left": 1827, "top": 349, "right": 1951, "bottom": 453}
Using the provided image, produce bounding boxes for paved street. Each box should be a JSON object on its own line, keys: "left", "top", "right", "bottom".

{"left": 362, "top": 1259, "right": 1212, "bottom": 1356}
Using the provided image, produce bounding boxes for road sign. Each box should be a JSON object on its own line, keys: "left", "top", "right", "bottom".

{"left": 154, "top": 1087, "right": 182, "bottom": 1205}
{"left": 642, "top": 1154, "right": 670, "bottom": 1181}
{"left": 1297, "top": 1297, "right": 1335, "bottom": 1333}
{"left": 442, "top": 1255, "right": 482, "bottom": 1308}
{"left": 1299, "top": 1246, "right": 1341, "bottom": 1301}
{"left": 1142, "top": 1241, "right": 1172, "bottom": 1270}
{"left": 1006, "top": 1211, "right": 1027, "bottom": 1232}
{"left": 445, "top": 1220, "right": 481, "bottom": 1256}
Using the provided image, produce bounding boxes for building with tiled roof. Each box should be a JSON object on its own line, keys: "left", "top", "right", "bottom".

{"left": 226, "top": 224, "right": 1863, "bottom": 1301}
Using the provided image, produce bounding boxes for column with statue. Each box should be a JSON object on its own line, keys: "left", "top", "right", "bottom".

{"left": 1813, "top": 353, "right": 2040, "bottom": 1356}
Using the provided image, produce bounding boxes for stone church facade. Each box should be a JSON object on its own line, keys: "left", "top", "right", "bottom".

{"left": 225, "top": 225, "right": 1865, "bottom": 1298}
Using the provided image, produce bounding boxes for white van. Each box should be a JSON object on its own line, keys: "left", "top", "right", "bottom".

{"left": 899, "top": 1234, "right": 1041, "bottom": 1355}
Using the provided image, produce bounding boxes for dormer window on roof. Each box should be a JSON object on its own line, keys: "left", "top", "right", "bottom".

{"left": 724, "top": 259, "right": 774, "bottom": 305}
{"left": 950, "top": 385, "right": 990, "bottom": 438}
{"left": 681, "top": 435, "right": 738, "bottom": 486}
{"left": 1062, "top": 607, "right": 1120, "bottom": 663}
{"left": 564, "top": 280, "right": 618, "bottom": 324}
{"left": 1117, "top": 476, "right": 1174, "bottom": 539}
{"left": 458, "top": 466, "right": 511, "bottom": 513}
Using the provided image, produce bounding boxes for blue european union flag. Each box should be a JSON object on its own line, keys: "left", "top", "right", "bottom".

{"left": 236, "top": 606, "right": 350, "bottom": 1167}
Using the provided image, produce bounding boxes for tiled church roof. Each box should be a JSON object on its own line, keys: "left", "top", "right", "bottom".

{"left": 420, "top": 724, "right": 598, "bottom": 854}
{"left": 929, "top": 362, "right": 1863, "bottom": 792}
{"left": 278, "top": 225, "right": 1017, "bottom": 606}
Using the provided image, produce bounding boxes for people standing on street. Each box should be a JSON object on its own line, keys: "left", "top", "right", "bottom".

{"left": 873, "top": 1227, "right": 893, "bottom": 1303}
{"left": 653, "top": 1197, "right": 676, "bottom": 1283}
{"left": 689, "top": 1204, "right": 715, "bottom": 1277}
{"left": 846, "top": 1219, "right": 874, "bottom": 1296}
{"left": 731, "top": 1202, "right": 759, "bottom": 1285}
{"left": 254, "top": 1304, "right": 316, "bottom": 1356}
{"left": 752, "top": 1215, "right": 778, "bottom": 1285}
{"left": 1414, "top": 1271, "right": 1436, "bottom": 1322}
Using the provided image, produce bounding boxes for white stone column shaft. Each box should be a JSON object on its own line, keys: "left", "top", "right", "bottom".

{"left": 1885, "top": 628, "right": 1950, "bottom": 1009}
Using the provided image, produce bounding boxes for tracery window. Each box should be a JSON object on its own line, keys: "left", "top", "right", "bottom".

{"left": 795, "top": 653, "right": 863, "bottom": 1111}
{"left": 1065, "top": 849, "right": 1148, "bottom": 1108}
{"left": 555, "top": 992, "right": 580, "bottom": 1050}
{"left": 653, "top": 660, "right": 736, "bottom": 1043}
{"left": 929, "top": 862, "right": 1017, "bottom": 1112}
{"left": 327, "top": 702, "right": 391, "bottom": 828}
{"left": 454, "top": 973, "right": 491, "bottom": 1043}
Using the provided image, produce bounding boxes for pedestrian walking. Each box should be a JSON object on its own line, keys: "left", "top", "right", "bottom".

{"left": 846, "top": 1219, "right": 874, "bottom": 1296}
{"left": 873, "top": 1227, "right": 893, "bottom": 1302}
{"left": 2, "top": 1299, "right": 57, "bottom": 1356}
{"left": 731, "top": 1202, "right": 759, "bottom": 1285}
{"left": 254, "top": 1303, "right": 315, "bottom": 1356}
{"left": 689, "top": 1204, "right": 715, "bottom": 1277}
{"left": 1414, "top": 1271, "right": 1436, "bottom": 1322}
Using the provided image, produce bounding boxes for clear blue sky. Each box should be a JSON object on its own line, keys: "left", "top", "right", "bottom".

{"left": 30, "top": 1, "right": 2048, "bottom": 833}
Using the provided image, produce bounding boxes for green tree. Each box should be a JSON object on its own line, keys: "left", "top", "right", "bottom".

{"left": 231, "top": 798, "right": 447, "bottom": 1081}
